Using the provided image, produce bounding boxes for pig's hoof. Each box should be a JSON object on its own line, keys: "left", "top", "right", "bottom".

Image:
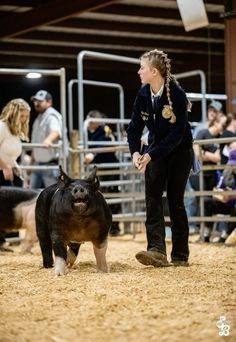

{"left": 97, "top": 267, "right": 109, "bottom": 273}
{"left": 54, "top": 257, "right": 66, "bottom": 276}
{"left": 66, "top": 249, "right": 76, "bottom": 267}
{"left": 20, "top": 249, "right": 33, "bottom": 255}
{"left": 0, "top": 245, "right": 14, "bottom": 253}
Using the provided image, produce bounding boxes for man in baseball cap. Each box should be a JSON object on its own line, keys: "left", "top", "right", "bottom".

{"left": 193, "top": 99, "right": 223, "bottom": 138}
{"left": 208, "top": 100, "right": 223, "bottom": 113}
{"left": 30, "top": 89, "right": 62, "bottom": 188}
{"left": 30, "top": 90, "right": 52, "bottom": 102}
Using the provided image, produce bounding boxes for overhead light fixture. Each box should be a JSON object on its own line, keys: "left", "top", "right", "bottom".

{"left": 26, "top": 72, "right": 42, "bottom": 79}
{"left": 177, "top": 0, "right": 209, "bottom": 32}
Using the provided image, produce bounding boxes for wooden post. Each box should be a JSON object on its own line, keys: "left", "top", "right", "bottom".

{"left": 69, "top": 130, "right": 80, "bottom": 178}
{"left": 225, "top": 15, "right": 236, "bottom": 112}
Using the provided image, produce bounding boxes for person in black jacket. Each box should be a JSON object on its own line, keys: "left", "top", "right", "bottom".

{"left": 220, "top": 112, "right": 236, "bottom": 165}
{"left": 84, "top": 110, "right": 121, "bottom": 236}
{"left": 127, "top": 49, "right": 193, "bottom": 267}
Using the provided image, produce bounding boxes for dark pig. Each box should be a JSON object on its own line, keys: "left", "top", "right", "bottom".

{"left": 36, "top": 166, "right": 112, "bottom": 276}
{"left": 0, "top": 187, "right": 39, "bottom": 253}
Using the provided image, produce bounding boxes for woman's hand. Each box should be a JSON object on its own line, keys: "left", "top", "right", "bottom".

{"left": 132, "top": 152, "right": 142, "bottom": 168}
{"left": 137, "top": 153, "right": 151, "bottom": 173}
{"left": 133, "top": 152, "right": 151, "bottom": 173}
{"left": 12, "top": 166, "right": 22, "bottom": 177}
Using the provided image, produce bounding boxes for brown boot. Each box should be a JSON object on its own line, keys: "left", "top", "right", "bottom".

{"left": 135, "top": 250, "right": 170, "bottom": 267}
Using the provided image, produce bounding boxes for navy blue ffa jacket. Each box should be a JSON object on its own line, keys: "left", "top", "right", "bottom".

{"left": 127, "top": 81, "right": 193, "bottom": 160}
{"left": 88, "top": 124, "right": 118, "bottom": 164}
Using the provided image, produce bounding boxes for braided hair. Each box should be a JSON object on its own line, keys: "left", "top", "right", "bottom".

{"left": 140, "top": 49, "right": 190, "bottom": 123}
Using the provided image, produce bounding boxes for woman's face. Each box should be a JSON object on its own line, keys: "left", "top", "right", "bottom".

{"left": 138, "top": 58, "right": 156, "bottom": 84}
{"left": 18, "top": 109, "right": 29, "bottom": 124}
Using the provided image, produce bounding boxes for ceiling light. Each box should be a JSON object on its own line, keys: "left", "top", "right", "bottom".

{"left": 26, "top": 72, "right": 42, "bottom": 79}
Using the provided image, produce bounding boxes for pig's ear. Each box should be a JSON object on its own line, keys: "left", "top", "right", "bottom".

{"left": 87, "top": 166, "right": 100, "bottom": 190}
{"left": 93, "top": 174, "right": 100, "bottom": 190}
{"left": 58, "top": 165, "right": 71, "bottom": 185}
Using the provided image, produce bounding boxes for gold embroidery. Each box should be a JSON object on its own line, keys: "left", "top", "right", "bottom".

{"left": 140, "top": 111, "right": 149, "bottom": 121}
{"left": 162, "top": 105, "right": 172, "bottom": 119}
{"left": 162, "top": 105, "right": 176, "bottom": 123}
{"left": 169, "top": 113, "right": 176, "bottom": 123}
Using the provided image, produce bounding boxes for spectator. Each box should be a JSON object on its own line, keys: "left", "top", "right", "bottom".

{"left": 0, "top": 98, "right": 30, "bottom": 251}
{"left": 84, "top": 110, "right": 121, "bottom": 236}
{"left": 30, "top": 90, "right": 62, "bottom": 188}
{"left": 191, "top": 114, "right": 227, "bottom": 191}
{"left": 203, "top": 147, "right": 236, "bottom": 242}
{"left": 0, "top": 98, "right": 30, "bottom": 186}
{"left": 220, "top": 112, "right": 236, "bottom": 165}
{"left": 193, "top": 100, "right": 223, "bottom": 138}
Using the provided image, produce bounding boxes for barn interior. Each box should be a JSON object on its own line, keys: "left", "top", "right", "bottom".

{"left": 0, "top": 0, "right": 231, "bottom": 126}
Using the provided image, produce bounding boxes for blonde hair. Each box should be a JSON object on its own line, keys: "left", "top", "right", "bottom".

{"left": 86, "top": 110, "right": 106, "bottom": 119}
{"left": 0, "top": 98, "right": 30, "bottom": 141}
{"left": 141, "top": 49, "right": 191, "bottom": 121}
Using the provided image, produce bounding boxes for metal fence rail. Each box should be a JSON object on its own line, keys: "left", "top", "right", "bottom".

{"left": 68, "top": 120, "right": 236, "bottom": 237}
{"left": 0, "top": 67, "right": 67, "bottom": 170}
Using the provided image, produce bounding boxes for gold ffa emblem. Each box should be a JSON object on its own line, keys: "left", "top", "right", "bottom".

{"left": 140, "top": 111, "right": 149, "bottom": 121}
{"left": 162, "top": 105, "right": 176, "bottom": 123}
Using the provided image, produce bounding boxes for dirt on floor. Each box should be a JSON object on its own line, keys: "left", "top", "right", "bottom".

{"left": 0, "top": 233, "right": 235, "bottom": 342}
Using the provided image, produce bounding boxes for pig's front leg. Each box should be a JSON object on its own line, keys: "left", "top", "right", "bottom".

{"left": 54, "top": 256, "right": 66, "bottom": 276}
{"left": 93, "top": 240, "right": 108, "bottom": 273}
{"left": 52, "top": 239, "right": 67, "bottom": 276}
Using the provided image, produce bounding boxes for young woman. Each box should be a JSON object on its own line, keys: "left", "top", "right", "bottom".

{"left": 127, "top": 49, "right": 193, "bottom": 267}
{"left": 0, "top": 98, "right": 30, "bottom": 186}
{"left": 0, "top": 98, "right": 30, "bottom": 251}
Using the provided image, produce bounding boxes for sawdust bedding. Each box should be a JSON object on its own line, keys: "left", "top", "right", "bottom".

{"left": 0, "top": 233, "right": 235, "bottom": 342}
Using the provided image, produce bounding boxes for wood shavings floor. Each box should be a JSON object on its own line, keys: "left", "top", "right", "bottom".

{"left": 0, "top": 234, "right": 235, "bottom": 342}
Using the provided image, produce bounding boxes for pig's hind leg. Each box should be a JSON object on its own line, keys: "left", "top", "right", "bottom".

{"left": 21, "top": 202, "right": 37, "bottom": 254}
{"left": 37, "top": 226, "right": 53, "bottom": 268}
{"left": 67, "top": 242, "right": 81, "bottom": 267}
{"left": 36, "top": 200, "right": 53, "bottom": 268}
{"left": 36, "top": 215, "right": 53, "bottom": 268}
{"left": 93, "top": 240, "right": 108, "bottom": 273}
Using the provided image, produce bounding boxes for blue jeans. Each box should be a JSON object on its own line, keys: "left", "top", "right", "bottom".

{"left": 184, "top": 179, "right": 198, "bottom": 229}
{"left": 30, "top": 162, "right": 59, "bottom": 189}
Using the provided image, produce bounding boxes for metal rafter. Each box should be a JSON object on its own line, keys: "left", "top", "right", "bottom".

{"left": 0, "top": 0, "right": 118, "bottom": 39}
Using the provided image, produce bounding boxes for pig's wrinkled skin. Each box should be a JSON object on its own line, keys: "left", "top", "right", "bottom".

{"left": 0, "top": 187, "right": 39, "bottom": 253}
{"left": 36, "top": 166, "right": 112, "bottom": 276}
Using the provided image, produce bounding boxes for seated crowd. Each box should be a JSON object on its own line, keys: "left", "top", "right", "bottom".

{"left": 188, "top": 100, "right": 236, "bottom": 243}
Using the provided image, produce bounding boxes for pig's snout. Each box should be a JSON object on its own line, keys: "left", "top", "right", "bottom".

{"left": 71, "top": 185, "right": 88, "bottom": 201}
{"left": 71, "top": 185, "right": 89, "bottom": 212}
